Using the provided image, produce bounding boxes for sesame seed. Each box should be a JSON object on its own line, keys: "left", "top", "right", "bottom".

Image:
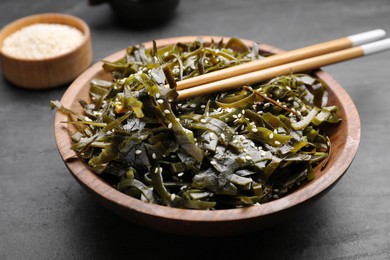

{"left": 190, "top": 103, "right": 197, "bottom": 108}
{"left": 201, "top": 105, "right": 206, "bottom": 108}
{"left": 250, "top": 142, "right": 255, "bottom": 147}
{"left": 164, "top": 109, "right": 170, "bottom": 114}
{"left": 178, "top": 172, "right": 184, "bottom": 177}
{"left": 156, "top": 93, "right": 160, "bottom": 98}
{"left": 221, "top": 133, "right": 226, "bottom": 140}
{"left": 135, "top": 150, "right": 142, "bottom": 154}
{"left": 275, "top": 141, "right": 281, "bottom": 145}
{"left": 152, "top": 153, "right": 157, "bottom": 159}
{"left": 245, "top": 155, "right": 252, "bottom": 160}
{"left": 167, "top": 123, "right": 173, "bottom": 129}
{"left": 171, "top": 194, "right": 176, "bottom": 200}
{"left": 274, "top": 129, "right": 278, "bottom": 133}
{"left": 269, "top": 133, "right": 274, "bottom": 139}
{"left": 157, "top": 99, "right": 164, "bottom": 104}
{"left": 233, "top": 139, "right": 239, "bottom": 144}
{"left": 175, "top": 118, "right": 180, "bottom": 122}
{"left": 3, "top": 24, "right": 86, "bottom": 59}
{"left": 286, "top": 86, "right": 291, "bottom": 91}
{"left": 200, "top": 118, "right": 207, "bottom": 123}
{"left": 252, "top": 128, "right": 258, "bottom": 133}
{"left": 237, "top": 113, "right": 242, "bottom": 118}
{"left": 242, "top": 110, "right": 245, "bottom": 115}
{"left": 232, "top": 115, "right": 238, "bottom": 119}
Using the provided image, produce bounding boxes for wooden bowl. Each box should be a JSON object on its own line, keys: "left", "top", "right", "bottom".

{"left": 54, "top": 36, "right": 360, "bottom": 236}
{"left": 0, "top": 13, "right": 92, "bottom": 89}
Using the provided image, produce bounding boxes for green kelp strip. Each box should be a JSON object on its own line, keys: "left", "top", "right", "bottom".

{"left": 51, "top": 38, "right": 340, "bottom": 209}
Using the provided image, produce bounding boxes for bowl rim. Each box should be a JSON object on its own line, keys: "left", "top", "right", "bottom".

{"left": 54, "top": 35, "right": 361, "bottom": 224}
{"left": 0, "top": 12, "right": 90, "bottom": 62}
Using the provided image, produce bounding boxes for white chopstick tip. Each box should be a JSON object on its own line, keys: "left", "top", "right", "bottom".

{"left": 361, "top": 38, "right": 390, "bottom": 55}
{"left": 348, "top": 29, "right": 386, "bottom": 46}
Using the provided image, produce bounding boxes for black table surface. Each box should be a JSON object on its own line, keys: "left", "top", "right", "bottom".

{"left": 1, "top": 0, "right": 390, "bottom": 259}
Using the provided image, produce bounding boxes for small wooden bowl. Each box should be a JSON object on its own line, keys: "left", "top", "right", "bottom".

{"left": 54, "top": 36, "right": 361, "bottom": 236}
{"left": 0, "top": 13, "right": 92, "bottom": 89}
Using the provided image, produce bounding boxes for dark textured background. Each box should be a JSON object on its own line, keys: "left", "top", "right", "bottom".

{"left": 1, "top": 0, "right": 389, "bottom": 259}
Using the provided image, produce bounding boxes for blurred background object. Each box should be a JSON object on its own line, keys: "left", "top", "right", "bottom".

{"left": 88, "top": 0, "right": 180, "bottom": 27}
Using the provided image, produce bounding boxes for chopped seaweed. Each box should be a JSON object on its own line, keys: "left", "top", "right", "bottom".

{"left": 51, "top": 38, "right": 339, "bottom": 209}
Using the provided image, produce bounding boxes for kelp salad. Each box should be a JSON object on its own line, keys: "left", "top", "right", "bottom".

{"left": 51, "top": 38, "right": 340, "bottom": 210}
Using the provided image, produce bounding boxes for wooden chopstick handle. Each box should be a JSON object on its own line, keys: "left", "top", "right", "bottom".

{"left": 177, "top": 47, "right": 364, "bottom": 100}
{"left": 177, "top": 38, "right": 390, "bottom": 100}
{"left": 176, "top": 38, "right": 350, "bottom": 90}
{"left": 176, "top": 29, "right": 386, "bottom": 91}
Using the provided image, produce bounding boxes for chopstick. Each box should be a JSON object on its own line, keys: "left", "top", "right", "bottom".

{"left": 177, "top": 36, "right": 390, "bottom": 100}
{"left": 176, "top": 29, "right": 385, "bottom": 91}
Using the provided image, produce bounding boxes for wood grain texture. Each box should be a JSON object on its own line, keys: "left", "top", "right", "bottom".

{"left": 54, "top": 36, "right": 361, "bottom": 236}
{"left": 0, "top": 13, "right": 92, "bottom": 89}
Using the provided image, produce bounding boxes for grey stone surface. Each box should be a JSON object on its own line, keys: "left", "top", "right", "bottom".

{"left": 1, "top": 0, "right": 390, "bottom": 259}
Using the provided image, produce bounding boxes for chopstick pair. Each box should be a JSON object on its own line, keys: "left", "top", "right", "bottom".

{"left": 175, "top": 29, "right": 390, "bottom": 100}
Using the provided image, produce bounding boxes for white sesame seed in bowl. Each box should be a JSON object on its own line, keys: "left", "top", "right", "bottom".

{"left": 0, "top": 13, "right": 92, "bottom": 89}
{"left": 1, "top": 23, "right": 84, "bottom": 60}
